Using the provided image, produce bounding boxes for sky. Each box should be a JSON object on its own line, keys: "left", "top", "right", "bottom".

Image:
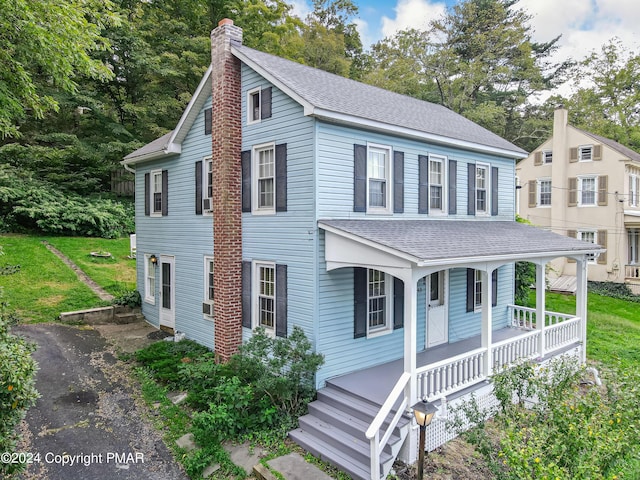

{"left": 291, "top": 0, "right": 640, "bottom": 92}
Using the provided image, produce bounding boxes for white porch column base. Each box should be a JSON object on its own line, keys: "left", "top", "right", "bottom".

{"left": 576, "top": 258, "right": 588, "bottom": 363}
{"left": 398, "top": 424, "right": 419, "bottom": 464}
{"left": 481, "top": 270, "right": 493, "bottom": 376}
{"left": 536, "top": 262, "right": 546, "bottom": 358}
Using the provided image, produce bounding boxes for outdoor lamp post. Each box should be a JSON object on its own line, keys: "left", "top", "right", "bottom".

{"left": 412, "top": 400, "right": 437, "bottom": 480}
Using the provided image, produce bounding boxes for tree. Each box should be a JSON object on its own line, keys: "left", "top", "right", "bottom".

{"left": 0, "top": 0, "right": 118, "bottom": 139}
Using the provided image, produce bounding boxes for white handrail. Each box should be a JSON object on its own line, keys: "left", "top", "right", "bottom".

{"left": 416, "top": 347, "right": 486, "bottom": 375}
{"left": 491, "top": 328, "right": 539, "bottom": 349}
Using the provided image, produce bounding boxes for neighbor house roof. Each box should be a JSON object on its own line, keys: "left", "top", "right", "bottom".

{"left": 319, "top": 219, "right": 603, "bottom": 266}
{"left": 575, "top": 127, "right": 640, "bottom": 163}
{"left": 123, "top": 46, "right": 527, "bottom": 166}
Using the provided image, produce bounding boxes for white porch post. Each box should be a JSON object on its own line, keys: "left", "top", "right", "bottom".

{"left": 576, "top": 257, "right": 588, "bottom": 363}
{"left": 400, "top": 273, "right": 418, "bottom": 464}
{"left": 536, "top": 262, "right": 546, "bottom": 359}
{"left": 481, "top": 270, "right": 493, "bottom": 376}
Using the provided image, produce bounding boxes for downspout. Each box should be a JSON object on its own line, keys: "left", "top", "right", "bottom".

{"left": 122, "top": 163, "right": 135, "bottom": 174}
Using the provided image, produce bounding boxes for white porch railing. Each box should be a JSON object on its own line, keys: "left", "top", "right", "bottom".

{"left": 509, "top": 305, "right": 576, "bottom": 329}
{"left": 545, "top": 316, "right": 581, "bottom": 353}
{"left": 365, "top": 371, "right": 411, "bottom": 480}
{"left": 626, "top": 264, "right": 640, "bottom": 280}
{"left": 416, "top": 348, "right": 486, "bottom": 402}
{"left": 492, "top": 329, "right": 540, "bottom": 371}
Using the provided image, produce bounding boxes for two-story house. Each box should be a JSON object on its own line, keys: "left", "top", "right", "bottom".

{"left": 517, "top": 108, "right": 640, "bottom": 294}
{"left": 122, "top": 20, "right": 602, "bottom": 480}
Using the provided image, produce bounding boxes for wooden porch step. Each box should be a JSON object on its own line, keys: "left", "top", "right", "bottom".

{"left": 317, "top": 384, "right": 381, "bottom": 423}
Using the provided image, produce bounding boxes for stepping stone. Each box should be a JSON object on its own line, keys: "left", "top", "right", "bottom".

{"left": 176, "top": 433, "right": 196, "bottom": 452}
{"left": 223, "top": 441, "right": 265, "bottom": 474}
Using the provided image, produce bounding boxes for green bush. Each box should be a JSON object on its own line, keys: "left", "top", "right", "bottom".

{"left": 135, "top": 340, "right": 212, "bottom": 387}
{"left": 0, "top": 299, "right": 39, "bottom": 476}
{"left": 112, "top": 289, "right": 141, "bottom": 308}
{"left": 588, "top": 281, "right": 640, "bottom": 303}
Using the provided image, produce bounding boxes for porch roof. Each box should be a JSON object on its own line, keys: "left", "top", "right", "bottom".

{"left": 319, "top": 219, "right": 604, "bottom": 267}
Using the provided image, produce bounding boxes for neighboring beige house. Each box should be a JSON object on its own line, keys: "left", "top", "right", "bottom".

{"left": 517, "top": 108, "right": 640, "bottom": 293}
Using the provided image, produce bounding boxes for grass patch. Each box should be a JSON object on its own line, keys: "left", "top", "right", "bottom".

{"left": 43, "top": 236, "right": 136, "bottom": 295}
{"left": 0, "top": 234, "right": 104, "bottom": 322}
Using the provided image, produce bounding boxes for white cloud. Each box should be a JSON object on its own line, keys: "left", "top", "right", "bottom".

{"left": 354, "top": 18, "right": 374, "bottom": 50}
{"left": 381, "top": 0, "right": 446, "bottom": 39}
{"left": 289, "top": 0, "right": 311, "bottom": 20}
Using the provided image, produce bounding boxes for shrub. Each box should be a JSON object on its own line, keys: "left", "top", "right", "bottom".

{"left": 112, "top": 289, "right": 141, "bottom": 308}
{"left": 588, "top": 281, "right": 640, "bottom": 302}
{"left": 0, "top": 298, "right": 39, "bottom": 476}
{"left": 135, "top": 340, "right": 212, "bottom": 388}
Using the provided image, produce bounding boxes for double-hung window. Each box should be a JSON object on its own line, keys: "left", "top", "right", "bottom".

{"left": 253, "top": 143, "right": 275, "bottom": 212}
{"left": 579, "top": 176, "right": 597, "bottom": 206}
{"left": 429, "top": 156, "right": 445, "bottom": 213}
{"left": 629, "top": 229, "right": 640, "bottom": 265}
{"left": 578, "top": 230, "right": 597, "bottom": 262}
{"left": 629, "top": 173, "right": 639, "bottom": 207}
{"left": 476, "top": 164, "right": 489, "bottom": 214}
{"left": 367, "top": 145, "right": 391, "bottom": 212}
{"left": 144, "top": 255, "right": 156, "bottom": 304}
{"left": 248, "top": 88, "right": 261, "bottom": 124}
{"left": 538, "top": 179, "right": 551, "bottom": 206}
{"left": 474, "top": 270, "right": 482, "bottom": 310}
{"left": 203, "top": 256, "right": 214, "bottom": 317}
{"left": 256, "top": 263, "right": 276, "bottom": 332}
{"left": 151, "top": 170, "right": 163, "bottom": 215}
{"left": 201, "top": 157, "right": 213, "bottom": 212}
{"left": 368, "top": 269, "right": 391, "bottom": 334}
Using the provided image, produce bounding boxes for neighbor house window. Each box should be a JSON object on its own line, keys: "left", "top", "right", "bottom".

{"left": 629, "top": 229, "right": 640, "bottom": 265}
{"left": 543, "top": 150, "right": 553, "bottom": 164}
{"left": 144, "top": 254, "right": 156, "bottom": 304}
{"left": 256, "top": 263, "right": 276, "bottom": 332}
{"left": 368, "top": 269, "right": 391, "bottom": 334}
{"left": 538, "top": 179, "right": 552, "bottom": 206}
{"left": 367, "top": 145, "right": 391, "bottom": 211}
{"left": 151, "top": 170, "right": 163, "bottom": 215}
{"left": 429, "top": 155, "right": 445, "bottom": 213}
{"left": 578, "top": 230, "right": 597, "bottom": 262}
{"left": 476, "top": 164, "right": 489, "bottom": 214}
{"left": 579, "top": 145, "right": 593, "bottom": 161}
{"left": 579, "top": 176, "right": 597, "bottom": 206}
{"left": 248, "top": 87, "right": 261, "bottom": 124}
{"left": 203, "top": 256, "right": 214, "bottom": 318}
{"left": 629, "top": 174, "right": 639, "bottom": 207}
{"left": 252, "top": 143, "right": 275, "bottom": 213}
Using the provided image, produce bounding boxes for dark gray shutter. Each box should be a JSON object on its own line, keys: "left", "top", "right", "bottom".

{"left": 354, "top": 267, "right": 367, "bottom": 338}
{"left": 393, "top": 277, "right": 404, "bottom": 329}
{"left": 275, "top": 143, "right": 287, "bottom": 212}
{"left": 448, "top": 159, "right": 457, "bottom": 215}
{"left": 204, "top": 108, "right": 212, "bottom": 135}
{"left": 491, "top": 166, "right": 499, "bottom": 216}
{"left": 468, "top": 163, "right": 476, "bottom": 215}
{"left": 492, "top": 269, "right": 498, "bottom": 307}
{"left": 144, "top": 173, "right": 150, "bottom": 216}
{"left": 242, "top": 261, "right": 252, "bottom": 328}
{"left": 261, "top": 87, "right": 272, "bottom": 119}
{"left": 276, "top": 264, "right": 288, "bottom": 337}
{"left": 418, "top": 155, "right": 429, "bottom": 214}
{"left": 161, "top": 170, "right": 168, "bottom": 216}
{"left": 195, "top": 161, "right": 203, "bottom": 215}
{"left": 241, "top": 150, "right": 251, "bottom": 212}
{"left": 354, "top": 144, "right": 367, "bottom": 212}
{"left": 466, "top": 268, "right": 475, "bottom": 312}
{"left": 393, "top": 151, "right": 404, "bottom": 213}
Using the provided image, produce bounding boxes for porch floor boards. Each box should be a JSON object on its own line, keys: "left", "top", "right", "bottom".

{"left": 328, "top": 326, "right": 526, "bottom": 406}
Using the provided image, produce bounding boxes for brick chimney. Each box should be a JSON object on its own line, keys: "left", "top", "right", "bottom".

{"left": 211, "top": 19, "right": 243, "bottom": 361}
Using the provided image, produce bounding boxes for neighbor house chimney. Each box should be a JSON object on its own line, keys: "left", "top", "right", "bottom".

{"left": 211, "top": 19, "right": 243, "bottom": 361}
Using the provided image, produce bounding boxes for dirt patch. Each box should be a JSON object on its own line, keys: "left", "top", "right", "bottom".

{"left": 36, "top": 295, "right": 66, "bottom": 307}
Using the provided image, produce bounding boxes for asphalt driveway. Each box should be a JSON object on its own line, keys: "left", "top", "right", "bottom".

{"left": 13, "top": 323, "right": 188, "bottom": 480}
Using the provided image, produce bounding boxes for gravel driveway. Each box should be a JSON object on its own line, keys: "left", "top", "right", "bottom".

{"left": 12, "top": 323, "right": 188, "bottom": 480}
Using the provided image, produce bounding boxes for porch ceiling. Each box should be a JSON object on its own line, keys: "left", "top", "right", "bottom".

{"left": 319, "top": 219, "right": 604, "bottom": 269}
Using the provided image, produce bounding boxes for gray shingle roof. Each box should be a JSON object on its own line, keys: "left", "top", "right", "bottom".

{"left": 234, "top": 46, "right": 526, "bottom": 157}
{"left": 575, "top": 127, "right": 640, "bottom": 163}
{"left": 124, "top": 131, "right": 173, "bottom": 162}
{"left": 319, "top": 219, "right": 603, "bottom": 263}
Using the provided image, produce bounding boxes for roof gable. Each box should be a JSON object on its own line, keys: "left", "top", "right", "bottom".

{"left": 573, "top": 127, "right": 640, "bottom": 163}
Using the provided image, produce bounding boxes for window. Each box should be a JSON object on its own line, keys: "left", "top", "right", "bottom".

{"left": 579, "top": 145, "right": 593, "bottom": 161}
{"left": 248, "top": 88, "right": 261, "bottom": 124}
{"left": 368, "top": 269, "right": 392, "bottom": 334}
{"left": 144, "top": 255, "right": 156, "bottom": 304}
{"left": 476, "top": 164, "right": 489, "bottom": 214}
{"left": 578, "top": 230, "right": 597, "bottom": 262}
{"left": 466, "top": 269, "right": 498, "bottom": 312}
{"left": 579, "top": 176, "right": 597, "bottom": 206}
{"left": 367, "top": 145, "right": 391, "bottom": 211}
{"left": 256, "top": 263, "right": 275, "bottom": 332}
{"left": 474, "top": 270, "right": 482, "bottom": 309}
{"left": 543, "top": 150, "right": 553, "bottom": 164}
{"left": 538, "top": 179, "right": 551, "bottom": 206}
{"left": 629, "top": 229, "right": 640, "bottom": 265}
{"left": 253, "top": 143, "right": 275, "bottom": 212}
{"left": 203, "top": 256, "right": 214, "bottom": 317}
{"left": 630, "top": 174, "right": 639, "bottom": 207}
{"left": 151, "top": 170, "right": 163, "bottom": 215}
{"left": 429, "top": 156, "right": 445, "bottom": 213}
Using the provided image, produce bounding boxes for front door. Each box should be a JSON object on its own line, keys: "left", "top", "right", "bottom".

{"left": 159, "top": 255, "right": 175, "bottom": 329}
{"left": 426, "top": 270, "right": 448, "bottom": 348}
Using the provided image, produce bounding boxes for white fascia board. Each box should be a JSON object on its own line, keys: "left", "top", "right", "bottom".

{"left": 416, "top": 249, "right": 603, "bottom": 268}
{"left": 624, "top": 209, "right": 640, "bottom": 217}
{"left": 311, "top": 108, "right": 528, "bottom": 160}
{"left": 231, "top": 47, "right": 315, "bottom": 114}
{"left": 169, "top": 65, "right": 213, "bottom": 146}
{"left": 121, "top": 146, "right": 181, "bottom": 166}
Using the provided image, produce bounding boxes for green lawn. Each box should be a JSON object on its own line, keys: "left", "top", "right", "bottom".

{"left": 527, "top": 290, "right": 640, "bottom": 368}
{"left": 0, "top": 234, "right": 136, "bottom": 323}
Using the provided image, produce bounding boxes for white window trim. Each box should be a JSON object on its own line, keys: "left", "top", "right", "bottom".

{"left": 578, "top": 144, "right": 593, "bottom": 162}
{"left": 578, "top": 230, "right": 597, "bottom": 263}
{"left": 366, "top": 143, "right": 393, "bottom": 214}
{"left": 247, "top": 87, "right": 261, "bottom": 125}
{"left": 144, "top": 254, "right": 156, "bottom": 304}
{"left": 543, "top": 150, "right": 553, "bottom": 164}
{"left": 202, "top": 156, "right": 213, "bottom": 215}
{"left": 150, "top": 169, "right": 163, "bottom": 217}
{"left": 578, "top": 175, "right": 598, "bottom": 207}
{"left": 475, "top": 162, "right": 490, "bottom": 216}
{"left": 537, "top": 178, "right": 552, "bottom": 207}
{"left": 251, "top": 142, "right": 276, "bottom": 215}
{"left": 428, "top": 154, "right": 447, "bottom": 216}
{"left": 203, "top": 256, "right": 214, "bottom": 320}
{"left": 252, "top": 261, "right": 276, "bottom": 337}
{"left": 366, "top": 269, "right": 394, "bottom": 338}
{"left": 474, "top": 269, "right": 482, "bottom": 312}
